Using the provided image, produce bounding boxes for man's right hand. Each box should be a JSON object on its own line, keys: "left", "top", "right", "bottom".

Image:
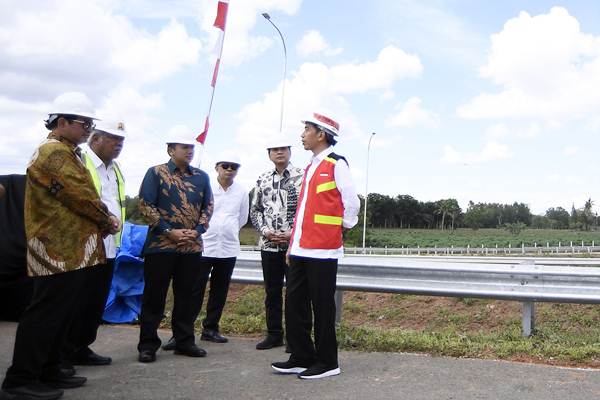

{"left": 166, "top": 229, "right": 189, "bottom": 244}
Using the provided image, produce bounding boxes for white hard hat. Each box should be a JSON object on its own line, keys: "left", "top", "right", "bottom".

{"left": 301, "top": 112, "right": 340, "bottom": 136}
{"left": 215, "top": 152, "right": 241, "bottom": 166}
{"left": 48, "top": 92, "right": 98, "bottom": 120}
{"left": 266, "top": 137, "right": 293, "bottom": 150}
{"left": 165, "top": 137, "right": 197, "bottom": 146}
{"left": 94, "top": 120, "right": 127, "bottom": 138}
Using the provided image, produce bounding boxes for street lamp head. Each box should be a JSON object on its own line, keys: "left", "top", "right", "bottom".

{"left": 262, "top": 13, "right": 271, "bottom": 19}
{"left": 372, "top": 132, "right": 376, "bottom": 136}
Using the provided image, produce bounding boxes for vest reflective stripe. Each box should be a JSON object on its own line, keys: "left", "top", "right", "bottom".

{"left": 316, "top": 181, "right": 337, "bottom": 193}
{"left": 324, "top": 157, "right": 338, "bottom": 165}
{"left": 314, "top": 214, "right": 343, "bottom": 225}
{"left": 83, "top": 154, "right": 126, "bottom": 246}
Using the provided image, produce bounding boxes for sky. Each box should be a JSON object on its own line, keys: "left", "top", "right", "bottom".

{"left": 2, "top": 0, "right": 600, "bottom": 215}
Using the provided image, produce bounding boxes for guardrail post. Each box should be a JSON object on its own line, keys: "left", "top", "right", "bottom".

{"left": 334, "top": 290, "right": 344, "bottom": 325}
{"left": 519, "top": 259, "right": 536, "bottom": 337}
{"left": 522, "top": 301, "right": 535, "bottom": 337}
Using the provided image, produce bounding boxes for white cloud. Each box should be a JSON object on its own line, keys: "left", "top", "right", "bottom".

{"left": 296, "top": 30, "right": 342, "bottom": 57}
{"left": 0, "top": 0, "right": 202, "bottom": 191}
{"left": 485, "top": 122, "right": 540, "bottom": 139}
{"left": 441, "top": 140, "right": 511, "bottom": 165}
{"left": 564, "top": 145, "right": 579, "bottom": 156}
{"left": 0, "top": 0, "right": 201, "bottom": 101}
{"left": 385, "top": 97, "right": 438, "bottom": 128}
{"left": 228, "top": 45, "right": 421, "bottom": 188}
{"left": 458, "top": 7, "right": 600, "bottom": 122}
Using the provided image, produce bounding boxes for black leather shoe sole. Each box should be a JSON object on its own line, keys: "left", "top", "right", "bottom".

{"left": 162, "top": 338, "right": 176, "bottom": 351}
{"left": 1, "top": 386, "right": 63, "bottom": 400}
{"left": 256, "top": 338, "right": 284, "bottom": 350}
{"left": 71, "top": 355, "right": 112, "bottom": 366}
{"left": 44, "top": 375, "right": 87, "bottom": 389}
{"left": 174, "top": 347, "right": 207, "bottom": 357}
{"left": 138, "top": 351, "right": 156, "bottom": 363}
{"left": 200, "top": 334, "right": 228, "bottom": 343}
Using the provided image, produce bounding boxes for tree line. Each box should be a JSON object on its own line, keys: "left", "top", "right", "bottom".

{"left": 123, "top": 194, "right": 598, "bottom": 231}
{"left": 360, "top": 194, "right": 598, "bottom": 231}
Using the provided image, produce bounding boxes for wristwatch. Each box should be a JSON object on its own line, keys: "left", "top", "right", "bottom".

{"left": 163, "top": 228, "right": 172, "bottom": 235}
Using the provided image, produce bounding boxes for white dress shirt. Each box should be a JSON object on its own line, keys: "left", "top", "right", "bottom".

{"left": 86, "top": 149, "right": 122, "bottom": 259}
{"left": 290, "top": 146, "right": 360, "bottom": 259}
{"left": 202, "top": 177, "right": 249, "bottom": 258}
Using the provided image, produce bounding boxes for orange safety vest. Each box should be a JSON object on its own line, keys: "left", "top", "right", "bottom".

{"left": 294, "top": 152, "right": 346, "bottom": 249}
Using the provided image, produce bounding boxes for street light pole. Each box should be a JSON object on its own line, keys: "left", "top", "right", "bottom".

{"left": 262, "top": 13, "right": 287, "bottom": 133}
{"left": 362, "top": 132, "right": 376, "bottom": 253}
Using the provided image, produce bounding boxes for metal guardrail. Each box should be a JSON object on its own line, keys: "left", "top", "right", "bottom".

{"left": 240, "top": 244, "right": 600, "bottom": 256}
{"left": 232, "top": 252, "right": 600, "bottom": 337}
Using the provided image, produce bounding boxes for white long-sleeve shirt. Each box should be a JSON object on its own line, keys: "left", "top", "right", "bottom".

{"left": 290, "top": 146, "right": 360, "bottom": 259}
{"left": 202, "top": 177, "right": 249, "bottom": 258}
{"left": 85, "top": 149, "right": 122, "bottom": 259}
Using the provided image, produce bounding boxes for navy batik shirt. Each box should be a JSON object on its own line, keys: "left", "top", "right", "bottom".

{"left": 139, "top": 160, "right": 213, "bottom": 255}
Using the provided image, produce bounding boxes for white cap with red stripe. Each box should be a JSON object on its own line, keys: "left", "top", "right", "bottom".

{"left": 301, "top": 112, "right": 340, "bottom": 136}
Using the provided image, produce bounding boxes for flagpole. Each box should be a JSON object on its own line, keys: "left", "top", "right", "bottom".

{"left": 206, "top": 1, "right": 229, "bottom": 127}
{"left": 262, "top": 13, "right": 287, "bottom": 133}
{"left": 196, "top": 0, "right": 230, "bottom": 159}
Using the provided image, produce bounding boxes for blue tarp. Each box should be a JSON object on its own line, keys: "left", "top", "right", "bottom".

{"left": 103, "top": 222, "right": 147, "bottom": 323}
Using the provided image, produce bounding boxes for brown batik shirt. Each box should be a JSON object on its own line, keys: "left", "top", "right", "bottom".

{"left": 25, "top": 134, "right": 114, "bottom": 276}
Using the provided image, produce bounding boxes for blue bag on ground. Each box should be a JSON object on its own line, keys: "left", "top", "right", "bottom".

{"left": 103, "top": 222, "right": 147, "bottom": 323}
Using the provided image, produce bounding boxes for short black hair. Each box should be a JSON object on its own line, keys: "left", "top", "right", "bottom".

{"left": 44, "top": 114, "right": 84, "bottom": 131}
{"left": 325, "top": 132, "right": 337, "bottom": 146}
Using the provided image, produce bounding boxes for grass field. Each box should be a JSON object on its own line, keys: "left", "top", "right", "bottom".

{"left": 354, "top": 228, "right": 600, "bottom": 248}
{"left": 242, "top": 226, "right": 600, "bottom": 248}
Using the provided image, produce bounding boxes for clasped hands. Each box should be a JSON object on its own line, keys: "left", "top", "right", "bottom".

{"left": 166, "top": 229, "right": 199, "bottom": 247}
{"left": 265, "top": 229, "right": 291, "bottom": 246}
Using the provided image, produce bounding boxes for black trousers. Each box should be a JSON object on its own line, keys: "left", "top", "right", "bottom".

{"left": 260, "top": 250, "right": 288, "bottom": 337}
{"left": 63, "top": 260, "right": 114, "bottom": 357}
{"left": 2, "top": 267, "right": 90, "bottom": 389}
{"left": 138, "top": 252, "right": 202, "bottom": 353}
{"left": 192, "top": 257, "right": 236, "bottom": 332}
{"left": 285, "top": 256, "right": 338, "bottom": 368}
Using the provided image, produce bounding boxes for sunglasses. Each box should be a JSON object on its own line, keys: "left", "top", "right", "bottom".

{"left": 70, "top": 119, "right": 95, "bottom": 133}
{"left": 219, "top": 163, "right": 239, "bottom": 171}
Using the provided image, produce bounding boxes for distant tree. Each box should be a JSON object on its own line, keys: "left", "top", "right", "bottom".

{"left": 545, "top": 207, "right": 570, "bottom": 229}
{"left": 435, "top": 199, "right": 461, "bottom": 230}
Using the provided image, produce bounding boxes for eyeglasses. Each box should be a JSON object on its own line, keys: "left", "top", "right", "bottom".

{"left": 219, "top": 163, "right": 239, "bottom": 171}
{"left": 70, "top": 119, "right": 95, "bottom": 133}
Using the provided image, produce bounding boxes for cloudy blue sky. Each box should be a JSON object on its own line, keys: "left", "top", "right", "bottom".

{"left": 2, "top": 0, "right": 600, "bottom": 215}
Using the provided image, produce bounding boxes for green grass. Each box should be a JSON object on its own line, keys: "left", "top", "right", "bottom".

{"left": 357, "top": 228, "right": 600, "bottom": 248}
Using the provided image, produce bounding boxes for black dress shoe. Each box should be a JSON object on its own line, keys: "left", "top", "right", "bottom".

{"left": 59, "top": 361, "right": 76, "bottom": 377}
{"left": 201, "top": 329, "right": 228, "bottom": 343}
{"left": 1, "top": 383, "right": 63, "bottom": 400}
{"left": 174, "top": 344, "right": 207, "bottom": 358}
{"left": 256, "top": 336, "right": 284, "bottom": 350}
{"left": 162, "top": 337, "right": 176, "bottom": 351}
{"left": 138, "top": 350, "right": 156, "bottom": 363}
{"left": 70, "top": 348, "right": 112, "bottom": 366}
{"left": 43, "top": 375, "right": 87, "bottom": 389}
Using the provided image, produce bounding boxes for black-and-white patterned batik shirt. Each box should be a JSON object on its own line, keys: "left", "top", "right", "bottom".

{"left": 250, "top": 163, "right": 304, "bottom": 252}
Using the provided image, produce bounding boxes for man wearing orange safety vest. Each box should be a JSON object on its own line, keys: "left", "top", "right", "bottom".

{"left": 62, "top": 120, "right": 126, "bottom": 369}
{"left": 271, "top": 112, "right": 360, "bottom": 380}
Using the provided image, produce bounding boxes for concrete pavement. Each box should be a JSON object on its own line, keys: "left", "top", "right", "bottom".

{"left": 1, "top": 322, "right": 599, "bottom": 399}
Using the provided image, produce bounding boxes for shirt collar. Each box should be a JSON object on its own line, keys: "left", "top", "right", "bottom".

{"left": 167, "top": 159, "right": 192, "bottom": 175}
{"left": 271, "top": 162, "right": 294, "bottom": 177}
{"left": 311, "top": 146, "right": 334, "bottom": 163}
{"left": 86, "top": 148, "right": 110, "bottom": 169}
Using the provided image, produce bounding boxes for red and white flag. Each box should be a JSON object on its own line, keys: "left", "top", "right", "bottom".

{"left": 197, "top": 0, "right": 229, "bottom": 145}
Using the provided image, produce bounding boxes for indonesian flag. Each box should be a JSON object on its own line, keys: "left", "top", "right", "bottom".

{"left": 197, "top": 0, "right": 229, "bottom": 145}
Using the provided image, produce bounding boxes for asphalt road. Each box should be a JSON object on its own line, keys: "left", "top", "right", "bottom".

{"left": 1, "top": 322, "right": 599, "bottom": 399}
